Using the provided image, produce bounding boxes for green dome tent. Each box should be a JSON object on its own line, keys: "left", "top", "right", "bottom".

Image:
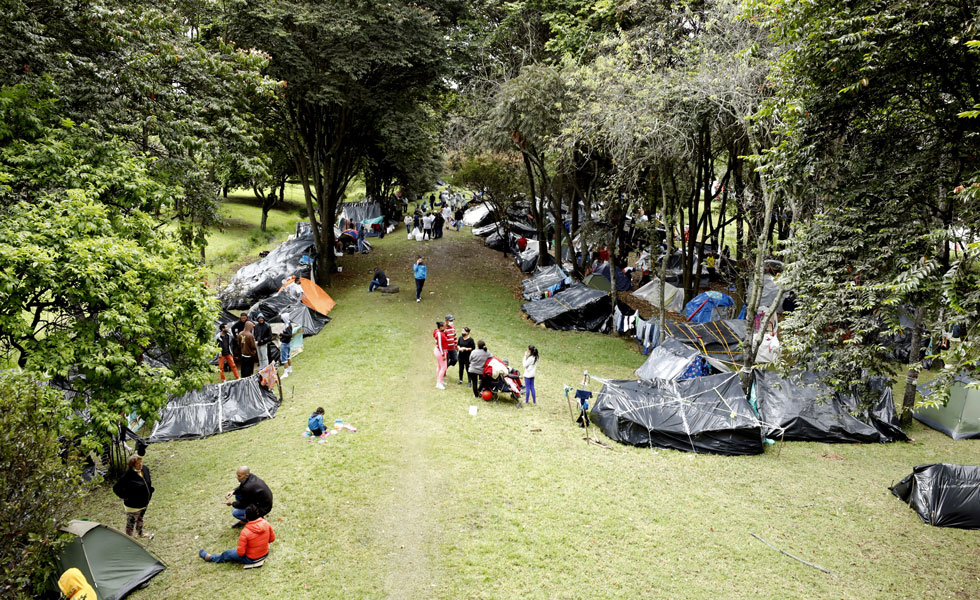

{"left": 915, "top": 375, "right": 980, "bottom": 440}
{"left": 57, "top": 520, "right": 166, "bottom": 599}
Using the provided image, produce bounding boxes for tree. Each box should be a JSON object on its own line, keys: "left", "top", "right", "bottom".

{"left": 449, "top": 151, "right": 526, "bottom": 236}
{"left": 0, "top": 90, "right": 217, "bottom": 449}
{"left": 226, "top": 0, "right": 454, "bottom": 284}
{"left": 0, "top": 371, "right": 87, "bottom": 600}
{"left": 758, "top": 0, "right": 980, "bottom": 413}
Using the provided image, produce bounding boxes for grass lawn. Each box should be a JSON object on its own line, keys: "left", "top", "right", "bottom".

{"left": 77, "top": 199, "right": 980, "bottom": 600}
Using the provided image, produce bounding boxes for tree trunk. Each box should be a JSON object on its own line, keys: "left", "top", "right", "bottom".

{"left": 900, "top": 306, "right": 927, "bottom": 426}
{"left": 657, "top": 164, "right": 672, "bottom": 344}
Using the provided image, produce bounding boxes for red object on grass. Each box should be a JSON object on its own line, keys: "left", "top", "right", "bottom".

{"left": 481, "top": 390, "right": 493, "bottom": 401}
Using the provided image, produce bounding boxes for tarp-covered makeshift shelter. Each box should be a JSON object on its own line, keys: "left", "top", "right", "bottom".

{"left": 635, "top": 338, "right": 726, "bottom": 381}
{"left": 147, "top": 376, "right": 280, "bottom": 443}
{"left": 338, "top": 201, "right": 381, "bottom": 225}
{"left": 914, "top": 375, "right": 980, "bottom": 440}
{"left": 752, "top": 370, "right": 908, "bottom": 443}
{"left": 746, "top": 274, "right": 785, "bottom": 313}
{"left": 664, "top": 319, "right": 747, "bottom": 368}
{"left": 521, "top": 265, "right": 571, "bottom": 300}
{"left": 57, "top": 520, "right": 166, "bottom": 600}
{"left": 633, "top": 279, "right": 684, "bottom": 313}
{"left": 485, "top": 230, "right": 518, "bottom": 253}
{"left": 521, "top": 282, "right": 610, "bottom": 332}
{"left": 462, "top": 202, "right": 494, "bottom": 227}
{"left": 515, "top": 239, "right": 546, "bottom": 273}
{"left": 685, "top": 291, "right": 734, "bottom": 323}
{"left": 220, "top": 234, "right": 316, "bottom": 309}
{"left": 590, "top": 373, "right": 764, "bottom": 455}
{"left": 298, "top": 277, "right": 335, "bottom": 315}
{"left": 890, "top": 464, "right": 980, "bottom": 529}
{"left": 472, "top": 222, "right": 502, "bottom": 237}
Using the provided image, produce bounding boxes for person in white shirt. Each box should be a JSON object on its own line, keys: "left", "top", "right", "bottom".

{"left": 422, "top": 213, "right": 435, "bottom": 240}
{"left": 522, "top": 345, "right": 539, "bottom": 404}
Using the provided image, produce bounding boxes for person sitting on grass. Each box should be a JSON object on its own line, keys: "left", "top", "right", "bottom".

{"left": 199, "top": 504, "right": 275, "bottom": 565}
{"left": 308, "top": 406, "right": 326, "bottom": 438}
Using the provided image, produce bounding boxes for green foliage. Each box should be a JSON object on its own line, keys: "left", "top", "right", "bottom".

{"left": 448, "top": 151, "right": 525, "bottom": 219}
{"left": 0, "top": 97, "right": 217, "bottom": 450}
{"left": 0, "top": 371, "right": 87, "bottom": 599}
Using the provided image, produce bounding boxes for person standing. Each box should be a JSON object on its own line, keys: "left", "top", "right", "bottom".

{"left": 238, "top": 321, "right": 257, "bottom": 377}
{"left": 422, "top": 213, "right": 434, "bottom": 240}
{"left": 279, "top": 316, "right": 293, "bottom": 379}
{"left": 216, "top": 323, "right": 240, "bottom": 382}
{"left": 468, "top": 340, "right": 491, "bottom": 398}
{"left": 434, "top": 210, "right": 444, "bottom": 239}
{"left": 444, "top": 314, "right": 458, "bottom": 371}
{"left": 253, "top": 314, "right": 272, "bottom": 371}
{"left": 225, "top": 466, "right": 273, "bottom": 527}
{"left": 413, "top": 256, "right": 427, "bottom": 302}
{"left": 112, "top": 454, "right": 154, "bottom": 539}
{"left": 456, "top": 327, "right": 474, "bottom": 385}
{"left": 523, "top": 345, "right": 539, "bottom": 404}
{"left": 433, "top": 321, "right": 449, "bottom": 390}
{"left": 454, "top": 207, "right": 464, "bottom": 231}
{"left": 199, "top": 504, "right": 275, "bottom": 565}
{"left": 231, "top": 312, "right": 249, "bottom": 368}
{"left": 442, "top": 204, "right": 452, "bottom": 231}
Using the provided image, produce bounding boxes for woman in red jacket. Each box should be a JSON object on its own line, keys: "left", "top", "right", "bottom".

{"left": 433, "top": 321, "right": 448, "bottom": 390}
{"left": 199, "top": 504, "right": 275, "bottom": 565}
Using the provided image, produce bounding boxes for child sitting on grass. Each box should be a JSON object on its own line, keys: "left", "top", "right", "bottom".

{"left": 307, "top": 407, "right": 326, "bottom": 439}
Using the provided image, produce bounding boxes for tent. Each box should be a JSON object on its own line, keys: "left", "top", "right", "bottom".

{"left": 57, "top": 520, "right": 166, "bottom": 600}
{"left": 914, "top": 375, "right": 980, "bottom": 440}
{"left": 633, "top": 279, "right": 684, "bottom": 314}
{"left": 746, "top": 274, "right": 785, "bottom": 313}
{"left": 590, "top": 373, "right": 765, "bottom": 455}
{"left": 508, "top": 219, "right": 538, "bottom": 239}
{"left": 752, "top": 370, "right": 908, "bottom": 443}
{"left": 485, "top": 230, "right": 518, "bottom": 253}
{"left": 220, "top": 234, "right": 316, "bottom": 309}
{"left": 890, "top": 464, "right": 980, "bottom": 529}
{"left": 462, "top": 202, "right": 494, "bottom": 227}
{"left": 685, "top": 291, "right": 734, "bottom": 323}
{"left": 583, "top": 272, "right": 612, "bottom": 292}
{"left": 338, "top": 201, "right": 381, "bottom": 225}
{"left": 147, "top": 376, "right": 280, "bottom": 443}
{"left": 298, "top": 277, "right": 336, "bottom": 315}
{"left": 472, "top": 222, "right": 502, "bottom": 237}
{"left": 663, "top": 319, "right": 747, "bottom": 368}
{"left": 514, "top": 239, "right": 543, "bottom": 273}
{"left": 521, "top": 265, "right": 571, "bottom": 300}
{"left": 521, "top": 282, "right": 610, "bottom": 332}
{"left": 635, "top": 338, "right": 725, "bottom": 381}
{"left": 593, "top": 262, "right": 632, "bottom": 291}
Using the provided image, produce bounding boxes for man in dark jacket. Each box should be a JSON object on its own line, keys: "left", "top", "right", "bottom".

{"left": 231, "top": 313, "right": 249, "bottom": 366}
{"left": 113, "top": 454, "right": 155, "bottom": 538}
{"left": 225, "top": 466, "right": 273, "bottom": 527}
{"left": 216, "top": 323, "right": 239, "bottom": 382}
{"left": 368, "top": 268, "right": 388, "bottom": 292}
{"left": 252, "top": 314, "right": 272, "bottom": 371}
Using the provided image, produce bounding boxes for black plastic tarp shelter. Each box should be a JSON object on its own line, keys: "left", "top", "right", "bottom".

{"left": 472, "top": 222, "right": 502, "bottom": 237}
{"left": 752, "top": 370, "right": 908, "bottom": 443}
{"left": 339, "top": 201, "right": 381, "bottom": 224}
{"left": 220, "top": 234, "right": 316, "bottom": 309}
{"left": 890, "top": 463, "right": 980, "bottom": 529}
{"left": 590, "top": 373, "right": 765, "bottom": 455}
{"left": 57, "top": 520, "right": 166, "bottom": 600}
{"left": 522, "top": 265, "right": 570, "bottom": 300}
{"left": 485, "top": 230, "right": 519, "bottom": 253}
{"left": 521, "top": 282, "right": 610, "bottom": 332}
{"left": 147, "top": 376, "right": 280, "bottom": 443}
{"left": 664, "top": 319, "right": 747, "bottom": 367}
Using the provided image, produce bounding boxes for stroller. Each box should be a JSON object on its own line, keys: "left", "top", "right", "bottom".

{"left": 481, "top": 356, "right": 523, "bottom": 404}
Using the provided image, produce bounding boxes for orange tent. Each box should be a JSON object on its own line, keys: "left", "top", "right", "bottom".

{"left": 298, "top": 277, "right": 336, "bottom": 315}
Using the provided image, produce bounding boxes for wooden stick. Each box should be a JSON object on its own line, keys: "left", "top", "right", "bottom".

{"left": 749, "top": 532, "right": 836, "bottom": 578}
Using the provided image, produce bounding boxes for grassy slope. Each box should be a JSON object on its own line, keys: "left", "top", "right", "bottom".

{"left": 78, "top": 198, "right": 980, "bottom": 600}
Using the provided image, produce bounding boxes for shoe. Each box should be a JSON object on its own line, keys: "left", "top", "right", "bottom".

{"left": 231, "top": 521, "right": 245, "bottom": 529}
{"left": 139, "top": 532, "right": 154, "bottom": 540}
{"left": 436, "top": 383, "right": 446, "bottom": 390}
{"left": 199, "top": 549, "right": 211, "bottom": 562}
{"left": 457, "top": 380, "right": 463, "bottom": 385}
{"left": 281, "top": 371, "right": 289, "bottom": 379}
{"left": 416, "top": 298, "right": 421, "bottom": 302}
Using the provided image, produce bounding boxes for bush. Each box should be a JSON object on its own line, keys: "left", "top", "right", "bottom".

{"left": 0, "top": 371, "right": 87, "bottom": 599}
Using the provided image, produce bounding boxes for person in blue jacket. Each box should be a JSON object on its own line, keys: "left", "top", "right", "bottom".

{"left": 413, "top": 256, "right": 427, "bottom": 303}
{"left": 308, "top": 407, "right": 325, "bottom": 437}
